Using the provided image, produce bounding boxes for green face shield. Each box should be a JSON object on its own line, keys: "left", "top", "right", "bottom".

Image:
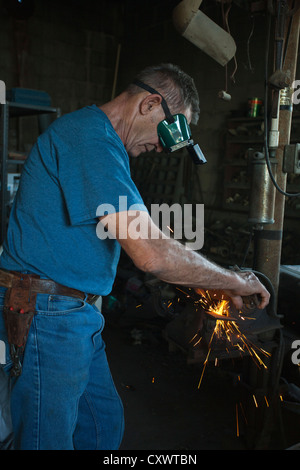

{"left": 157, "top": 114, "right": 206, "bottom": 165}
{"left": 133, "top": 80, "right": 207, "bottom": 165}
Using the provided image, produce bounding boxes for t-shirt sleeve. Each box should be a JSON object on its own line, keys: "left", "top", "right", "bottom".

{"left": 58, "top": 135, "right": 147, "bottom": 226}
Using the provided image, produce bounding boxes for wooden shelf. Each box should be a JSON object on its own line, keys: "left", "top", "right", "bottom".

{"left": 0, "top": 100, "right": 61, "bottom": 244}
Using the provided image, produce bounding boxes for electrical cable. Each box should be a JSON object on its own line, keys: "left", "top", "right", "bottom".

{"left": 251, "top": 269, "right": 276, "bottom": 311}
{"left": 264, "top": 11, "right": 300, "bottom": 198}
{"left": 246, "top": 15, "right": 255, "bottom": 73}
{"left": 239, "top": 228, "right": 253, "bottom": 269}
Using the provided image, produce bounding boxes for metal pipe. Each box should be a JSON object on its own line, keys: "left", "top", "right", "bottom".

{"left": 248, "top": 150, "right": 277, "bottom": 225}
{"left": 253, "top": 5, "right": 300, "bottom": 304}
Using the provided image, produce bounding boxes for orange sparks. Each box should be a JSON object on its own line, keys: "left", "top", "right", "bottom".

{"left": 193, "top": 337, "right": 202, "bottom": 347}
{"left": 253, "top": 394, "right": 258, "bottom": 408}
{"left": 197, "top": 347, "right": 212, "bottom": 389}
{"left": 264, "top": 396, "right": 269, "bottom": 407}
{"left": 189, "top": 332, "right": 202, "bottom": 348}
{"left": 197, "top": 330, "right": 215, "bottom": 389}
{"left": 194, "top": 291, "right": 271, "bottom": 389}
{"left": 236, "top": 403, "right": 239, "bottom": 437}
{"left": 239, "top": 402, "right": 247, "bottom": 425}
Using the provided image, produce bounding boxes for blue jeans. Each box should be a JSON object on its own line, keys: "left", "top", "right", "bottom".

{"left": 0, "top": 287, "right": 124, "bottom": 450}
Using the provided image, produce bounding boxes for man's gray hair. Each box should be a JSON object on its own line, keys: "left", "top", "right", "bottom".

{"left": 127, "top": 63, "right": 200, "bottom": 125}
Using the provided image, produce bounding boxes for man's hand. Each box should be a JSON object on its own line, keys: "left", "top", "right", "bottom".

{"left": 224, "top": 271, "right": 270, "bottom": 310}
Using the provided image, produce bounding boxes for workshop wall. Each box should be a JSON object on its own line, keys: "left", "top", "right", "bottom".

{"left": 0, "top": 0, "right": 298, "bottom": 261}
{"left": 114, "top": 1, "right": 300, "bottom": 266}
{"left": 0, "top": 0, "right": 122, "bottom": 112}
{"left": 0, "top": 1, "right": 275, "bottom": 186}
{"left": 0, "top": 2, "right": 268, "bottom": 151}
{"left": 116, "top": 3, "right": 268, "bottom": 209}
{"left": 114, "top": 1, "right": 273, "bottom": 268}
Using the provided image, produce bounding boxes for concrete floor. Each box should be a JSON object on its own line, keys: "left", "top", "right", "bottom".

{"left": 102, "top": 312, "right": 295, "bottom": 451}
{"left": 103, "top": 323, "right": 246, "bottom": 451}
{"left": 100, "top": 266, "right": 300, "bottom": 452}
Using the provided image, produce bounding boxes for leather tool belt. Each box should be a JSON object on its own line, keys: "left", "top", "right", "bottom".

{"left": 0, "top": 269, "right": 99, "bottom": 377}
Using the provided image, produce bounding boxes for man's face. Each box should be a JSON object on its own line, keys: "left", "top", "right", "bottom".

{"left": 127, "top": 100, "right": 192, "bottom": 158}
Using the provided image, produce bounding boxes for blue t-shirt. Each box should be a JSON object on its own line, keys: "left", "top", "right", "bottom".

{"left": 0, "top": 105, "right": 146, "bottom": 295}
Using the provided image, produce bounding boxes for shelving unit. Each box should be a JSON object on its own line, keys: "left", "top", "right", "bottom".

{"left": 223, "top": 115, "right": 300, "bottom": 217}
{"left": 130, "top": 151, "right": 185, "bottom": 207}
{"left": 198, "top": 114, "right": 300, "bottom": 268}
{"left": 0, "top": 100, "right": 61, "bottom": 244}
{"left": 223, "top": 116, "right": 265, "bottom": 212}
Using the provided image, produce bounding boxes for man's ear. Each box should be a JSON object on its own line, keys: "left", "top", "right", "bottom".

{"left": 140, "top": 94, "right": 162, "bottom": 116}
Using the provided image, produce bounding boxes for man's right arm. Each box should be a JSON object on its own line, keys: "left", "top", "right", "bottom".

{"left": 98, "top": 211, "right": 270, "bottom": 310}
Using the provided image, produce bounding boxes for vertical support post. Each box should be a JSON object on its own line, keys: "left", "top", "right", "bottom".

{"left": 253, "top": 6, "right": 300, "bottom": 303}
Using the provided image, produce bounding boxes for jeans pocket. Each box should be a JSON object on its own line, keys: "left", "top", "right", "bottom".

{"left": 37, "top": 295, "right": 86, "bottom": 316}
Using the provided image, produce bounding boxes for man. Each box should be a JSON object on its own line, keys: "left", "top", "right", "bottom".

{"left": 0, "top": 63, "right": 270, "bottom": 450}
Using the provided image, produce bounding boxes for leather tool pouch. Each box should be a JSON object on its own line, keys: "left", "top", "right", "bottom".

{"left": 3, "top": 275, "right": 38, "bottom": 377}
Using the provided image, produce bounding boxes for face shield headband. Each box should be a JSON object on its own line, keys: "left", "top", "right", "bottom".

{"left": 133, "top": 79, "right": 206, "bottom": 165}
